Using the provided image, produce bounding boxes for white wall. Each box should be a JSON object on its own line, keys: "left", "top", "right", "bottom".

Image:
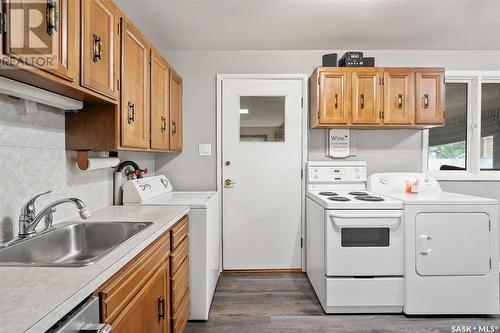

{"left": 155, "top": 50, "right": 500, "bottom": 194}
{"left": 0, "top": 96, "right": 155, "bottom": 242}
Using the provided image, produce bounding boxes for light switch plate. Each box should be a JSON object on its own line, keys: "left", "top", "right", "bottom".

{"left": 199, "top": 144, "right": 212, "bottom": 156}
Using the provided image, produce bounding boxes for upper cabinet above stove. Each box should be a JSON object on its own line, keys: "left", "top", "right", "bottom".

{"left": 309, "top": 67, "right": 445, "bottom": 129}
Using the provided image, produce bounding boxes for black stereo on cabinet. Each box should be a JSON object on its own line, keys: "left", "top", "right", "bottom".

{"left": 322, "top": 53, "right": 338, "bottom": 67}
{"left": 338, "top": 52, "right": 375, "bottom": 67}
{"left": 338, "top": 52, "right": 363, "bottom": 66}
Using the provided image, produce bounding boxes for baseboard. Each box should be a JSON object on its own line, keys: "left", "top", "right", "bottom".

{"left": 223, "top": 268, "right": 303, "bottom": 273}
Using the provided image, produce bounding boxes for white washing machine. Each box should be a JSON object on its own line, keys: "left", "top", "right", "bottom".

{"left": 123, "top": 175, "right": 220, "bottom": 320}
{"left": 369, "top": 173, "right": 499, "bottom": 315}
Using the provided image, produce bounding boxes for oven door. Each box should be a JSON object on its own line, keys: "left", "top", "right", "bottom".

{"left": 325, "top": 210, "right": 403, "bottom": 276}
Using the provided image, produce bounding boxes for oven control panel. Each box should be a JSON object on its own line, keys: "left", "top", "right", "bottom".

{"left": 308, "top": 164, "right": 367, "bottom": 183}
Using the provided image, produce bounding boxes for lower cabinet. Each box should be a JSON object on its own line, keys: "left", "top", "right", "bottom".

{"left": 96, "top": 215, "right": 189, "bottom": 333}
{"left": 112, "top": 263, "right": 169, "bottom": 333}
{"left": 170, "top": 216, "right": 190, "bottom": 333}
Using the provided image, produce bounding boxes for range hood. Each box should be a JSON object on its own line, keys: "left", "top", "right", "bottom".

{"left": 0, "top": 76, "right": 83, "bottom": 110}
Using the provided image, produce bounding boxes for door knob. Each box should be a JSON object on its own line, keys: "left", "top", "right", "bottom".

{"left": 224, "top": 179, "right": 236, "bottom": 186}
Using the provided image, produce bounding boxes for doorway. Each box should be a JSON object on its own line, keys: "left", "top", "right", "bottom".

{"left": 217, "top": 76, "right": 307, "bottom": 270}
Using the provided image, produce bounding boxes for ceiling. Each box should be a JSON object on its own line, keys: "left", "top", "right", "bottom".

{"left": 115, "top": 0, "right": 500, "bottom": 51}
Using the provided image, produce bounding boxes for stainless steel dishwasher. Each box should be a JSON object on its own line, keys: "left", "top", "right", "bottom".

{"left": 47, "top": 296, "right": 111, "bottom": 333}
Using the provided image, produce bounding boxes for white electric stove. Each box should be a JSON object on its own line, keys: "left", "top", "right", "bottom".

{"left": 122, "top": 175, "right": 220, "bottom": 320}
{"left": 306, "top": 161, "right": 404, "bottom": 313}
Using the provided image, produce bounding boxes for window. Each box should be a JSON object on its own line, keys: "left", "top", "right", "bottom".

{"left": 424, "top": 72, "right": 500, "bottom": 180}
{"left": 239, "top": 96, "right": 285, "bottom": 142}
{"left": 480, "top": 83, "right": 500, "bottom": 170}
{"left": 428, "top": 83, "right": 468, "bottom": 171}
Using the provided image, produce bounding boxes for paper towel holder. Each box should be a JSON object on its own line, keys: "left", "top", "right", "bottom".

{"left": 76, "top": 150, "right": 90, "bottom": 170}
{"left": 76, "top": 150, "right": 119, "bottom": 171}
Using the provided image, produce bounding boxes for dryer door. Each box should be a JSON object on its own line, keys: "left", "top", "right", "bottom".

{"left": 415, "top": 212, "right": 490, "bottom": 276}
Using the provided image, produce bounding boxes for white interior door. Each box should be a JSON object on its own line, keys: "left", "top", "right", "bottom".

{"left": 222, "top": 78, "right": 303, "bottom": 270}
{"left": 415, "top": 212, "right": 491, "bottom": 276}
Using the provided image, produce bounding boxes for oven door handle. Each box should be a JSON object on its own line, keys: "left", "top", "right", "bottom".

{"left": 328, "top": 212, "right": 402, "bottom": 228}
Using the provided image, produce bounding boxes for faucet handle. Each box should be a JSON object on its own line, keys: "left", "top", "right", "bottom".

{"left": 22, "top": 190, "right": 52, "bottom": 216}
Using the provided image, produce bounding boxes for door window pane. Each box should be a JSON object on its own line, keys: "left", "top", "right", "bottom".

{"left": 480, "top": 83, "right": 500, "bottom": 170}
{"left": 427, "top": 83, "right": 468, "bottom": 171}
{"left": 240, "top": 96, "right": 285, "bottom": 142}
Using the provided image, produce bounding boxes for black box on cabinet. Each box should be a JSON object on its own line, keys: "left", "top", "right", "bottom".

{"left": 322, "top": 53, "right": 338, "bottom": 67}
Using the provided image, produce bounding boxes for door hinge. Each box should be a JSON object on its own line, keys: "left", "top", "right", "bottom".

{"left": 301, "top": 97, "right": 303, "bottom": 108}
{"left": 301, "top": 169, "right": 303, "bottom": 179}
{"left": 301, "top": 237, "right": 303, "bottom": 248}
{"left": 117, "top": 79, "right": 121, "bottom": 91}
{"left": 489, "top": 220, "right": 491, "bottom": 231}
{"left": 490, "top": 258, "right": 492, "bottom": 269}
{"left": 318, "top": 77, "right": 320, "bottom": 85}
{"left": 117, "top": 21, "right": 121, "bottom": 35}
{"left": 0, "top": 13, "right": 7, "bottom": 34}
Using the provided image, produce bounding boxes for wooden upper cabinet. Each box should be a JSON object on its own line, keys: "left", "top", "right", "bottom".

{"left": 383, "top": 69, "right": 414, "bottom": 125}
{"left": 151, "top": 49, "right": 170, "bottom": 151}
{"left": 309, "top": 67, "right": 445, "bottom": 129}
{"left": 169, "top": 68, "right": 183, "bottom": 152}
{"left": 415, "top": 69, "right": 445, "bottom": 125}
{"left": 120, "top": 18, "right": 150, "bottom": 149}
{"left": 351, "top": 69, "right": 382, "bottom": 125}
{"left": 318, "top": 70, "right": 349, "bottom": 125}
{"left": 3, "top": 0, "right": 79, "bottom": 82}
{"left": 112, "top": 263, "right": 169, "bottom": 333}
{"left": 81, "top": 0, "right": 118, "bottom": 99}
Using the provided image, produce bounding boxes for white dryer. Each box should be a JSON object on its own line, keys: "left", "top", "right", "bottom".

{"left": 369, "top": 173, "right": 499, "bottom": 315}
{"left": 123, "top": 175, "right": 220, "bottom": 320}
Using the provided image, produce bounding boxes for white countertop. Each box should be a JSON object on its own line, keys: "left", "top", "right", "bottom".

{"left": 0, "top": 205, "right": 190, "bottom": 333}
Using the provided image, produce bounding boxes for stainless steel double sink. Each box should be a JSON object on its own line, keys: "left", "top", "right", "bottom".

{"left": 0, "top": 222, "right": 152, "bottom": 267}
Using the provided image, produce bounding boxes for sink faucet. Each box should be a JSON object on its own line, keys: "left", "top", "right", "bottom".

{"left": 18, "top": 191, "right": 91, "bottom": 238}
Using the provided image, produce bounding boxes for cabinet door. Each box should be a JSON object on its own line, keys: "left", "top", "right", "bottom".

{"left": 4, "top": 0, "right": 78, "bottom": 82}
{"left": 415, "top": 69, "right": 445, "bottom": 125}
{"left": 81, "top": 0, "right": 118, "bottom": 99}
{"left": 169, "top": 69, "right": 183, "bottom": 152}
{"left": 318, "top": 70, "right": 349, "bottom": 125}
{"left": 151, "top": 49, "right": 170, "bottom": 150}
{"left": 112, "top": 263, "right": 169, "bottom": 333}
{"left": 121, "top": 18, "right": 150, "bottom": 149}
{"left": 383, "top": 69, "right": 414, "bottom": 125}
{"left": 351, "top": 70, "right": 382, "bottom": 125}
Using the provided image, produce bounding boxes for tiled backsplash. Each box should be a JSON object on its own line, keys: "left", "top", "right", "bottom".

{"left": 0, "top": 95, "right": 154, "bottom": 242}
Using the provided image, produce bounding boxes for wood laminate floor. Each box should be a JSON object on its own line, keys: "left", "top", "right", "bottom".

{"left": 186, "top": 272, "right": 500, "bottom": 333}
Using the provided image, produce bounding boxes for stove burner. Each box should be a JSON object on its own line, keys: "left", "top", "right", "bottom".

{"left": 328, "top": 196, "right": 350, "bottom": 202}
{"left": 319, "top": 192, "right": 338, "bottom": 196}
{"left": 354, "top": 195, "right": 385, "bottom": 202}
{"left": 348, "top": 191, "right": 369, "bottom": 196}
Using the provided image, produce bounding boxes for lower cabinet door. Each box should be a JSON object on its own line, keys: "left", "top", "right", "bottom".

{"left": 112, "top": 263, "right": 169, "bottom": 333}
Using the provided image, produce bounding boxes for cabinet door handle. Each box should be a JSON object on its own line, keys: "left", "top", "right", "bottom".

{"left": 360, "top": 94, "right": 365, "bottom": 109}
{"left": 160, "top": 116, "right": 166, "bottom": 132}
{"left": 157, "top": 297, "right": 166, "bottom": 321}
{"left": 334, "top": 93, "right": 339, "bottom": 109}
{"left": 423, "top": 94, "right": 430, "bottom": 109}
{"left": 398, "top": 94, "right": 404, "bottom": 109}
{"left": 171, "top": 120, "right": 177, "bottom": 134}
{"left": 127, "top": 102, "right": 135, "bottom": 124}
{"left": 46, "top": 0, "right": 58, "bottom": 36}
{"left": 92, "top": 34, "right": 103, "bottom": 63}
